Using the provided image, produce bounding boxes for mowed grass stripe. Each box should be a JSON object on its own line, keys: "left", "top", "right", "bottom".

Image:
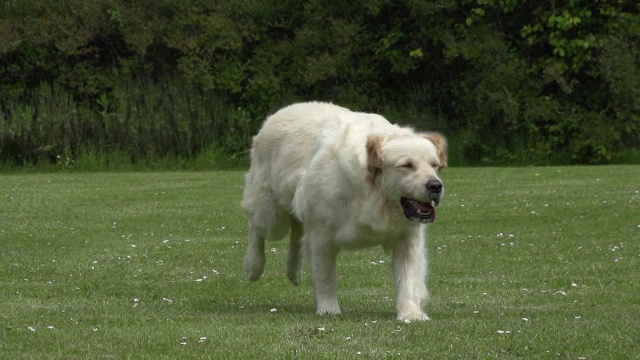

{"left": 0, "top": 167, "right": 638, "bottom": 359}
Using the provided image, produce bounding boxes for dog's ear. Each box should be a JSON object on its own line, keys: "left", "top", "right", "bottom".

{"left": 366, "top": 135, "right": 385, "bottom": 185}
{"left": 424, "top": 132, "right": 448, "bottom": 169}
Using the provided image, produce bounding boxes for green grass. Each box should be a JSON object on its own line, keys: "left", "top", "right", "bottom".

{"left": 1, "top": 166, "right": 638, "bottom": 359}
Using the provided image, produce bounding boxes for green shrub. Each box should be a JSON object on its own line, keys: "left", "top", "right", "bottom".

{"left": 0, "top": 0, "right": 638, "bottom": 168}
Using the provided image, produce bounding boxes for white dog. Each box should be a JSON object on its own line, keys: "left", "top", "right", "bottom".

{"left": 241, "top": 102, "right": 447, "bottom": 321}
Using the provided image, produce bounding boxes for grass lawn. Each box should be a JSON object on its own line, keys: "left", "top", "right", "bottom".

{"left": 0, "top": 166, "right": 638, "bottom": 359}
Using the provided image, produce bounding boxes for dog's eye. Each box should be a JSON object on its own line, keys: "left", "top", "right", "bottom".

{"left": 400, "top": 161, "right": 414, "bottom": 169}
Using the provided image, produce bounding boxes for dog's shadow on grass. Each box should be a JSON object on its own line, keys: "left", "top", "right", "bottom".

{"left": 204, "top": 301, "right": 397, "bottom": 322}
{"left": 185, "top": 274, "right": 399, "bottom": 320}
{"left": 193, "top": 293, "right": 456, "bottom": 322}
{"left": 186, "top": 279, "right": 313, "bottom": 316}
{"left": 192, "top": 292, "right": 396, "bottom": 321}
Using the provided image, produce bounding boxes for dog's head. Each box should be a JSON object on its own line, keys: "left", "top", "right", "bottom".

{"left": 366, "top": 132, "right": 447, "bottom": 223}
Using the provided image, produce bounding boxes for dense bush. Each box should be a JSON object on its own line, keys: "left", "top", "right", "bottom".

{"left": 0, "top": 0, "right": 638, "bottom": 167}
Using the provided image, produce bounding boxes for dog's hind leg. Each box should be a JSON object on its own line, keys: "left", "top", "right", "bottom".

{"left": 286, "top": 219, "right": 304, "bottom": 285}
{"left": 244, "top": 225, "right": 266, "bottom": 282}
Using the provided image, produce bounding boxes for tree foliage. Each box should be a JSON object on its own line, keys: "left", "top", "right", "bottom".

{"left": 1, "top": 0, "right": 638, "bottom": 166}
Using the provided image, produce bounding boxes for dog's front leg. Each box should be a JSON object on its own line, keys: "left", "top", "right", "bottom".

{"left": 392, "top": 226, "right": 430, "bottom": 321}
{"left": 309, "top": 234, "right": 341, "bottom": 315}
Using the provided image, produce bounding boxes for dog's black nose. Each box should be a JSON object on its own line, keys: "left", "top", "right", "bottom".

{"left": 426, "top": 179, "right": 442, "bottom": 195}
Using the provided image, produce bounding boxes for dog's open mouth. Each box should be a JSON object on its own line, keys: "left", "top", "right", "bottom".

{"left": 400, "top": 197, "right": 436, "bottom": 223}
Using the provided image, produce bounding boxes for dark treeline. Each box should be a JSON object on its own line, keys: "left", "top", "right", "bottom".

{"left": 0, "top": 0, "right": 638, "bottom": 167}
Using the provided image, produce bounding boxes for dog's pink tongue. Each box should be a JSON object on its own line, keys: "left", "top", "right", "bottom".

{"left": 401, "top": 197, "right": 437, "bottom": 223}
{"left": 417, "top": 201, "right": 436, "bottom": 221}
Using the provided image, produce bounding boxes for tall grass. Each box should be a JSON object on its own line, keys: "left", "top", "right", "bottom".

{"left": 2, "top": 79, "right": 638, "bottom": 171}
{"left": 0, "top": 78, "right": 256, "bottom": 171}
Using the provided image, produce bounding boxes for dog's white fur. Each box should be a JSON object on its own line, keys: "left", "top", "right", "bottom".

{"left": 241, "top": 102, "right": 447, "bottom": 321}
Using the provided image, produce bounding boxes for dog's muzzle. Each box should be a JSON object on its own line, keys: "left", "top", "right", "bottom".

{"left": 426, "top": 179, "right": 443, "bottom": 206}
{"left": 400, "top": 179, "right": 443, "bottom": 223}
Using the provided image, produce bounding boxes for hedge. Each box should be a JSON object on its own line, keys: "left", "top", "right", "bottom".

{"left": 1, "top": 0, "right": 638, "bottom": 166}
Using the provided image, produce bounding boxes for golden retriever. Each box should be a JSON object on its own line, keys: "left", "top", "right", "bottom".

{"left": 241, "top": 102, "right": 447, "bottom": 321}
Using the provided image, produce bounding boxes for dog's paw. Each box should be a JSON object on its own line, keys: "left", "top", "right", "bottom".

{"left": 316, "top": 306, "right": 342, "bottom": 316}
{"left": 287, "top": 270, "right": 302, "bottom": 286}
{"left": 243, "top": 253, "right": 265, "bottom": 282}
{"left": 244, "top": 267, "right": 263, "bottom": 282}
{"left": 396, "top": 312, "right": 430, "bottom": 322}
